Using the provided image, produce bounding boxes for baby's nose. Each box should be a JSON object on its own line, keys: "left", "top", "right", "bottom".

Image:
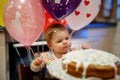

{"left": 63, "top": 40, "right": 67, "bottom": 44}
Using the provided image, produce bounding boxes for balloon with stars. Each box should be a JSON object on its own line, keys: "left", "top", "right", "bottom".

{"left": 41, "top": 0, "right": 82, "bottom": 20}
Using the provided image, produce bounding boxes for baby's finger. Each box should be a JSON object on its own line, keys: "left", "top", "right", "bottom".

{"left": 36, "top": 58, "right": 42, "bottom": 63}
{"left": 33, "top": 58, "right": 42, "bottom": 66}
{"left": 81, "top": 44, "right": 90, "bottom": 49}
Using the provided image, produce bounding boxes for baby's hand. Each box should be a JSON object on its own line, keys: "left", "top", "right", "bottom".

{"left": 81, "top": 44, "right": 90, "bottom": 49}
{"left": 32, "top": 57, "right": 43, "bottom": 66}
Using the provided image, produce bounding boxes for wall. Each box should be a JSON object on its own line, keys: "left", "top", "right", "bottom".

{"left": 71, "top": 26, "right": 116, "bottom": 53}
{"left": 96, "top": 0, "right": 117, "bottom": 21}
{"left": 0, "top": 31, "right": 8, "bottom": 80}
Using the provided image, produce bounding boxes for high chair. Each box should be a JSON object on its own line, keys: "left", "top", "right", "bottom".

{"left": 17, "top": 64, "right": 42, "bottom": 80}
{"left": 17, "top": 64, "right": 59, "bottom": 80}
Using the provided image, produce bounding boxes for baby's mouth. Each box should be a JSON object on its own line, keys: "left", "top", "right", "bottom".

{"left": 63, "top": 46, "right": 69, "bottom": 49}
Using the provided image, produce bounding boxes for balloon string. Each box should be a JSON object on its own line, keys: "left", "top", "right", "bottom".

{"left": 42, "top": 33, "right": 44, "bottom": 52}
{"left": 29, "top": 47, "right": 35, "bottom": 59}
{"left": 27, "top": 47, "right": 32, "bottom": 64}
{"left": 37, "top": 42, "right": 40, "bottom": 53}
{"left": 36, "top": 37, "right": 40, "bottom": 54}
{"left": 15, "top": 47, "right": 25, "bottom": 66}
{"left": 9, "top": 35, "right": 25, "bottom": 66}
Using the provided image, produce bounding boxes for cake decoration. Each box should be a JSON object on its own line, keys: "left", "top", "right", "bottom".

{"left": 62, "top": 49, "right": 120, "bottom": 79}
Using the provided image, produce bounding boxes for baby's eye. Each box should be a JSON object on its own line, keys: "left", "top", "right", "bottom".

{"left": 57, "top": 40, "right": 62, "bottom": 43}
{"left": 65, "top": 37, "right": 69, "bottom": 40}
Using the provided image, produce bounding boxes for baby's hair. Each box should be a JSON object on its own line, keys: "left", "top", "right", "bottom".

{"left": 44, "top": 23, "right": 67, "bottom": 45}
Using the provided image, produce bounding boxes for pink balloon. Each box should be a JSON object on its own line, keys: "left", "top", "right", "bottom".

{"left": 3, "top": 0, "right": 45, "bottom": 46}
{"left": 66, "top": 0, "right": 101, "bottom": 30}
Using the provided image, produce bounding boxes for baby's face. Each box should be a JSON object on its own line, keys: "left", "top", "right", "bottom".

{"left": 50, "top": 30, "right": 71, "bottom": 55}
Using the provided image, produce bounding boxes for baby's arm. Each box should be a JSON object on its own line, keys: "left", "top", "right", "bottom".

{"left": 30, "top": 53, "right": 45, "bottom": 72}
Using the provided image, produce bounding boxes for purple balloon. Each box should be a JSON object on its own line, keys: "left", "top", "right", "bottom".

{"left": 42, "top": 0, "right": 81, "bottom": 20}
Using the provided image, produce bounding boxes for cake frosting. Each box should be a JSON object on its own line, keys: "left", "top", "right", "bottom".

{"left": 62, "top": 49, "right": 120, "bottom": 79}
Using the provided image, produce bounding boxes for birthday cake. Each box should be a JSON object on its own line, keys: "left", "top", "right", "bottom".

{"left": 62, "top": 49, "right": 120, "bottom": 79}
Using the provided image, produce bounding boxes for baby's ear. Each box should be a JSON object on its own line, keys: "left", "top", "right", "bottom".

{"left": 81, "top": 44, "right": 90, "bottom": 49}
{"left": 47, "top": 43, "right": 52, "bottom": 49}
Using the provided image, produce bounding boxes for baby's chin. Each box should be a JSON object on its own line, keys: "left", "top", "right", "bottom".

{"left": 57, "top": 49, "right": 67, "bottom": 54}
{"left": 62, "top": 50, "right": 68, "bottom": 54}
